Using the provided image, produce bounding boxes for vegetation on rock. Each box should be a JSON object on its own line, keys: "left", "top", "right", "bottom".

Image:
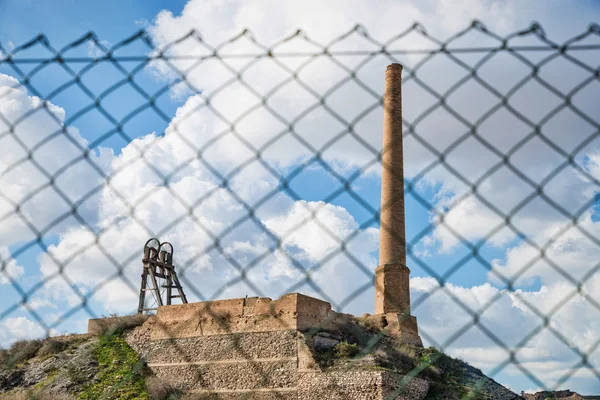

{"left": 78, "top": 327, "right": 148, "bottom": 400}
{"left": 0, "top": 315, "right": 153, "bottom": 400}
{"left": 0, "top": 339, "right": 44, "bottom": 370}
{"left": 308, "top": 316, "right": 519, "bottom": 400}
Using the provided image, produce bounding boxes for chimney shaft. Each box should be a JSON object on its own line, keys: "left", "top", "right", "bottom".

{"left": 375, "top": 63, "right": 411, "bottom": 315}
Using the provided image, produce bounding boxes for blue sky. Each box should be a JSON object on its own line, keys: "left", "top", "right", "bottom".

{"left": 0, "top": 1, "right": 187, "bottom": 47}
{"left": 1, "top": 0, "right": 600, "bottom": 395}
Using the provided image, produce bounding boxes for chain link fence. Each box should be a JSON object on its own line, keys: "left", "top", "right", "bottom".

{"left": 1, "top": 21, "right": 600, "bottom": 398}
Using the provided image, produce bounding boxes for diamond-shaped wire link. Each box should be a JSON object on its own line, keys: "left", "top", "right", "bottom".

{"left": 0, "top": 20, "right": 599, "bottom": 397}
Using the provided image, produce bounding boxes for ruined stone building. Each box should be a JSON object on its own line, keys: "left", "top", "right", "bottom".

{"left": 89, "top": 64, "right": 428, "bottom": 399}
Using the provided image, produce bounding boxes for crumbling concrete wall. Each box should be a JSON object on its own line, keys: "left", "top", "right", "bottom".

{"left": 143, "top": 293, "right": 332, "bottom": 340}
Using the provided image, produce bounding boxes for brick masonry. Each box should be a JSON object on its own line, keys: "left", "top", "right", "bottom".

{"left": 378, "top": 63, "right": 407, "bottom": 270}
{"left": 374, "top": 63, "right": 422, "bottom": 348}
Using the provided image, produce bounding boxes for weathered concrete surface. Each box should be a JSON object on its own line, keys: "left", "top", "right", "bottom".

{"left": 87, "top": 315, "right": 148, "bottom": 335}
{"left": 143, "top": 293, "right": 333, "bottom": 340}
{"left": 87, "top": 316, "right": 124, "bottom": 335}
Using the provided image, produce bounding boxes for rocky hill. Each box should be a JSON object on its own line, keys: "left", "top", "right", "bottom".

{"left": 522, "top": 391, "right": 600, "bottom": 400}
{"left": 0, "top": 314, "right": 593, "bottom": 400}
{"left": 0, "top": 314, "right": 517, "bottom": 400}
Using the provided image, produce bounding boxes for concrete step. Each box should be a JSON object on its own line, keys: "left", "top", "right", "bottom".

{"left": 145, "top": 330, "right": 298, "bottom": 364}
{"left": 181, "top": 388, "right": 298, "bottom": 400}
{"left": 151, "top": 359, "right": 298, "bottom": 391}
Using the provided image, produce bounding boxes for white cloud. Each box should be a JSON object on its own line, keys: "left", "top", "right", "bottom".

{"left": 264, "top": 200, "right": 378, "bottom": 263}
{"left": 143, "top": 0, "right": 600, "bottom": 262}
{"left": 490, "top": 211, "right": 600, "bottom": 287}
{"left": 0, "top": 247, "right": 25, "bottom": 284}
{"left": 142, "top": 0, "right": 521, "bottom": 181}
{"left": 412, "top": 275, "right": 600, "bottom": 391}
{"left": 87, "top": 39, "right": 110, "bottom": 58}
{"left": 0, "top": 73, "right": 113, "bottom": 247}
{"left": 0, "top": 317, "right": 48, "bottom": 347}
{"left": 27, "top": 298, "right": 57, "bottom": 310}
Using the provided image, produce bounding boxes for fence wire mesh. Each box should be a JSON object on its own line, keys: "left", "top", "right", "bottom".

{"left": 0, "top": 20, "right": 599, "bottom": 398}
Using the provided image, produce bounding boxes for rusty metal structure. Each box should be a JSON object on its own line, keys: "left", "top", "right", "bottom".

{"left": 137, "top": 238, "right": 188, "bottom": 314}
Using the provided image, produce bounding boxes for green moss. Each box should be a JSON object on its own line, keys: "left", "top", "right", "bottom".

{"left": 312, "top": 340, "right": 363, "bottom": 369}
{"left": 78, "top": 329, "right": 148, "bottom": 400}
{"left": 67, "top": 361, "right": 90, "bottom": 387}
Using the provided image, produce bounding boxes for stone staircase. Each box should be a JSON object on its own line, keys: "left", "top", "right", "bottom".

{"left": 97, "top": 293, "right": 429, "bottom": 399}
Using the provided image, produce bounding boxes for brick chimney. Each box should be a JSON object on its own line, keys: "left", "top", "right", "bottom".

{"left": 375, "top": 63, "right": 411, "bottom": 316}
